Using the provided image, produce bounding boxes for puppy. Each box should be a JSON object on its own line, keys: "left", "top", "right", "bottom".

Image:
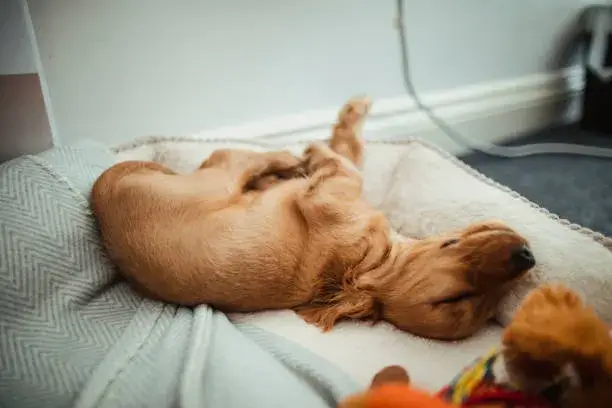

{"left": 91, "top": 97, "right": 535, "bottom": 340}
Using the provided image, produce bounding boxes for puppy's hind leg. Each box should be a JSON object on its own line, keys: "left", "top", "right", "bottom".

{"left": 192, "top": 149, "right": 303, "bottom": 209}
{"left": 198, "top": 149, "right": 303, "bottom": 188}
{"left": 329, "top": 96, "right": 371, "bottom": 166}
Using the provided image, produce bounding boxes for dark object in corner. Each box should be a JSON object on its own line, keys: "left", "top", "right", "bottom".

{"left": 582, "top": 67, "right": 612, "bottom": 134}
{"left": 581, "top": 6, "right": 612, "bottom": 135}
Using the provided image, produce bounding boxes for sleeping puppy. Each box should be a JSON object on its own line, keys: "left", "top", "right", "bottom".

{"left": 91, "top": 97, "right": 536, "bottom": 340}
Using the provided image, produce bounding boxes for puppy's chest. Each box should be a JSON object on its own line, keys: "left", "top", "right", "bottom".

{"left": 313, "top": 232, "right": 385, "bottom": 292}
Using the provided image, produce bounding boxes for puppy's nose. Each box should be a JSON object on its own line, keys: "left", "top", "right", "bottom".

{"left": 511, "top": 245, "right": 536, "bottom": 272}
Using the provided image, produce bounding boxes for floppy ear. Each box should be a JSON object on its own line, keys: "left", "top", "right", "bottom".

{"left": 296, "top": 287, "right": 379, "bottom": 331}
{"left": 295, "top": 250, "right": 385, "bottom": 331}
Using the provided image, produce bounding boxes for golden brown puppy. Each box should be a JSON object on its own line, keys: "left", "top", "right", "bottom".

{"left": 91, "top": 97, "right": 535, "bottom": 340}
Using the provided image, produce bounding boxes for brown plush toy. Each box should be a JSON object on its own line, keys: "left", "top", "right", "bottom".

{"left": 339, "top": 284, "right": 612, "bottom": 408}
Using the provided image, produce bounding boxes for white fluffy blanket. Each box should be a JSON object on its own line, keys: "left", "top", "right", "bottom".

{"left": 114, "top": 135, "right": 612, "bottom": 391}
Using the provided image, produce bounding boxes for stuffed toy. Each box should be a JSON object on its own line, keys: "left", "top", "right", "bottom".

{"left": 339, "top": 365, "right": 452, "bottom": 408}
{"left": 339, "top": 284, "right": 612, "bottom": 408}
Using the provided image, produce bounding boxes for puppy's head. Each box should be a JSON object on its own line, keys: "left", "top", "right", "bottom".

{"left": 378, "top": 221, "right": 534, "bottom": 339}
{"left": 412, "top": 221, "right": 535, "bottom": 292}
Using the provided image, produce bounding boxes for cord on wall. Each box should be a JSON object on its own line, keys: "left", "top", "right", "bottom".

{"left": 395, "top": 0, "right": 612, "bottom": 158}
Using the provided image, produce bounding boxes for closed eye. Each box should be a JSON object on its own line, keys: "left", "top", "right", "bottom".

{"left": 432, "top": 291, "right": 476, "bottom": 305}
{"left": 441, "top": 238, "right": 459, "bottom": 249}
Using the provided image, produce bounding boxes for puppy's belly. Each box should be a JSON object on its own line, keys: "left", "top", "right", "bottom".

{"left": 196, "top": 208, "right": 310, "bottom": 311}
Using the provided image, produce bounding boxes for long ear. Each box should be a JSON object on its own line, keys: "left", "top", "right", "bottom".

{"left": 296, "top": 287, "right": 379, "bottom": 331}
{"left": 296, "top": 228, "right": 391, "bottom": 331}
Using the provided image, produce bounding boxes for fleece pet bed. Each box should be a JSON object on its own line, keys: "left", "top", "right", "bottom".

{"left": 114, "top": 135, "right": 612, "bottom": 391}
{"left": 0, "top": 142, "right": 358, "bottom": 408}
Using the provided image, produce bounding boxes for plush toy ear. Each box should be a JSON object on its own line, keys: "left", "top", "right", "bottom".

{"left": 370, "top": 366, "right": 410, "bottom": 388}
{"left": 337, "top": 367, "right": 411, "bottom": 408}
{"left": 339, "top": 366, "right": 453, "bottom": 408}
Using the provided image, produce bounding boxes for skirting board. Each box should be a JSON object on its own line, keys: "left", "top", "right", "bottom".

{"left": 194, "top": 66, "right": 584, "bottom": 156}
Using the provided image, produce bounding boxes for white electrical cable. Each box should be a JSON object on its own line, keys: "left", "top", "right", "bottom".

{"left": 396, "top": 0, "right": 612, "bottom": 158}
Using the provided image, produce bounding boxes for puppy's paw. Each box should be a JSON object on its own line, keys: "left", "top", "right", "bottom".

{"left": 330, "top": 96, "right": 371, "bottom": 166}
{"left": 263, "top": 150, "right": 302, "bottom": 172}
{"left": 337, "top": 95, "right": 372, "bottom": 127}
{"left": 304, "top": 143, "right": 337, "bottom": 172}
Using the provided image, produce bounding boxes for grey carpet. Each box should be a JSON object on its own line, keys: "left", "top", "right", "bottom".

{"left": 460, "top": 123, "right": 612, "bottom": 237}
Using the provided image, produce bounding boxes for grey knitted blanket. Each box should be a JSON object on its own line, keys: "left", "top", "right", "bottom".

{"left": 0, "top": 141, "right": 358, "bottom": 408}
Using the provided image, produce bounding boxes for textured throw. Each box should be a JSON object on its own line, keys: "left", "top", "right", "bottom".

{"left": 0, "top": 142, "right": 358, "bottom": 408}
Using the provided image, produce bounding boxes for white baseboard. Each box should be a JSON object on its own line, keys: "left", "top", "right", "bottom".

{"left": 194, "top": 66, "right": 584, "bottom": 156}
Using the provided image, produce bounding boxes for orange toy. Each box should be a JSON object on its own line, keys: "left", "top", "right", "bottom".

{"left": 344, "top": 384, "right": 453, "bottom": 408}
{"left": 339, "top": 366, "right": 453, "bottom": 408}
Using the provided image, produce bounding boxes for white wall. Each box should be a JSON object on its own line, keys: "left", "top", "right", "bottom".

{"left": 0, "top": 0, "right": 37, "bottom": 74}
{"left": 27, "top": 0, "right": 591, "bottom": 145}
